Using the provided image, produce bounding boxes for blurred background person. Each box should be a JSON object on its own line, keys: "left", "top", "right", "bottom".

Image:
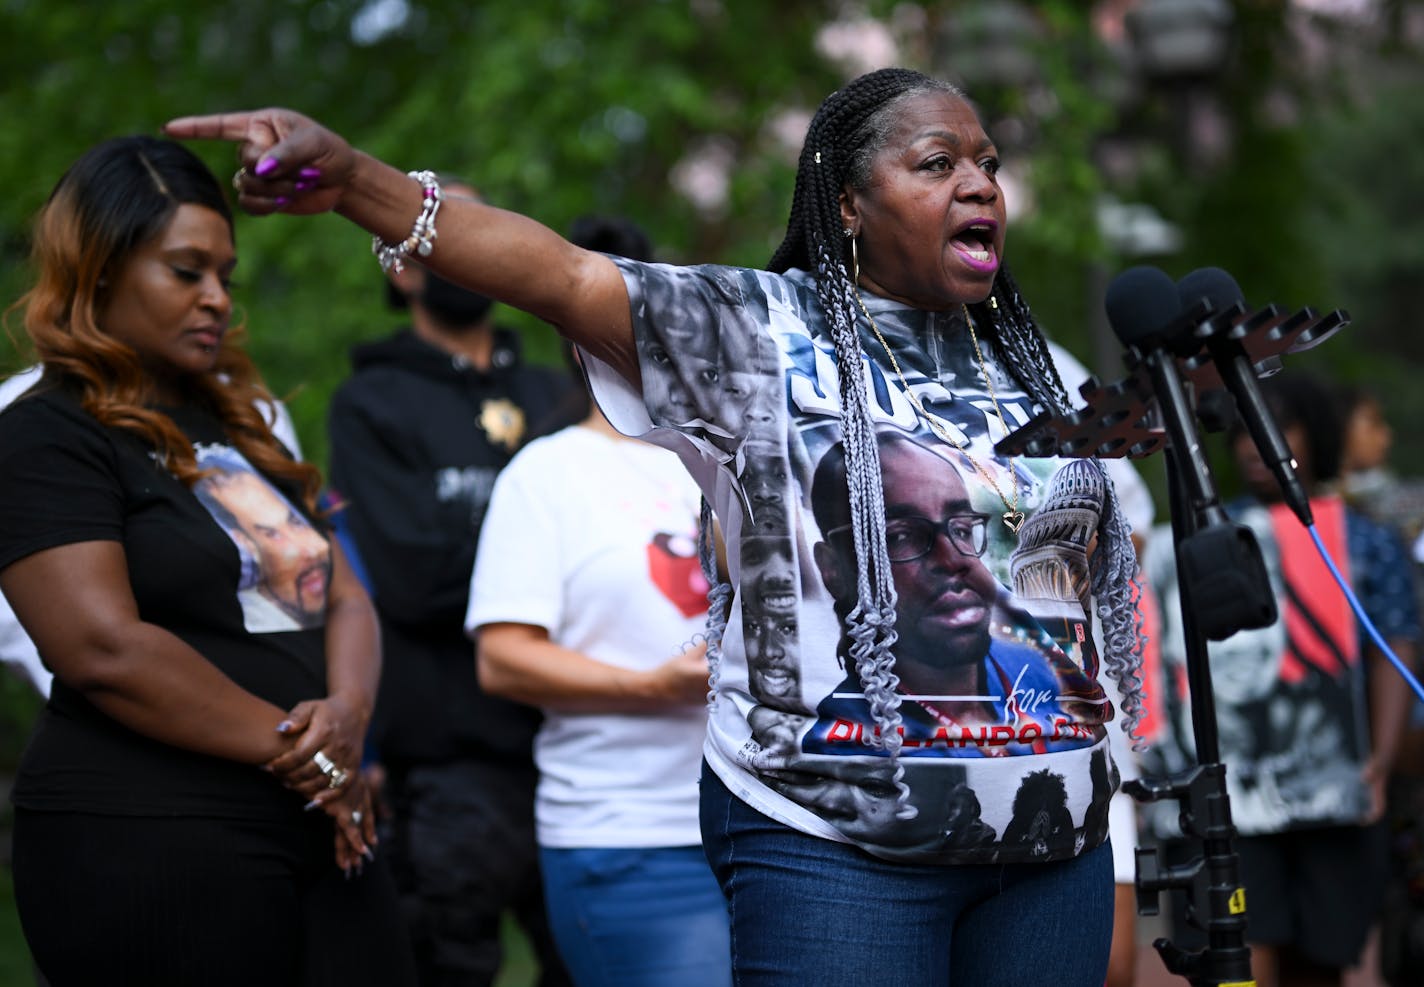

{"left": 1335, "top": 381, "right": 1424, "bottom": 986}
{"left": 1141, "top": 370, "right": 1419, "bottom": 987}
{"left": 1337, "top": 383, "right": 1424, "bottom": 566}
{"left": 0, "top": 368, "right": 49, "bottom": 696}
{"left": 326, "top": 178, "right": 573, "bottom": 987}
{"left": 469, "top": 216, "right": 730, "bottom": 987}
{"left": 0, "top": 135, "right": 412, "bottom": 986}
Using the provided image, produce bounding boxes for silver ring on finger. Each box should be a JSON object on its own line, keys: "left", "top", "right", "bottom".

{"left": 328, "top": 767, "right": 350, "bottom": 790}
{"left": 312, "top": 750, "right": 337, "bottom": 775}
{"left": 351, "top": 809, "right": 364, "bottom": 826}
{"left": 231, "top": 166, "right": 248, "bottom": 192}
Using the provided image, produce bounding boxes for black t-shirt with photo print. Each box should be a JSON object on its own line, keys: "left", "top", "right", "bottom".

{"left": 0, "top": 383, "right": 328, "bottom": 819}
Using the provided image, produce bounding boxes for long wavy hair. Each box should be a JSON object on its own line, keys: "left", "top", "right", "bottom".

{"left": 765, "top": 68, "right": 1146, "bottom": 762}
{"left": 13, "top": 135, "right": 320, "bottom": 510}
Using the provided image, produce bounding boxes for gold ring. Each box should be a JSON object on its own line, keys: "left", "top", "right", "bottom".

{"left": 328, "top": 768, "right": 350, "bottom": 790}
{"left": 231, "top": 167, "right": 248, "bottom": 192}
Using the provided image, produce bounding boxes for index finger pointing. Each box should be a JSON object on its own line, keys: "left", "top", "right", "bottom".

{"left": 163, "top": 111, "right": 263, "bottom": 143}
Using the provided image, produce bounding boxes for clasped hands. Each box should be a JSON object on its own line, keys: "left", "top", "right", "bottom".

{"left": 265, "top": 693, "right": 376, "bottom": 875}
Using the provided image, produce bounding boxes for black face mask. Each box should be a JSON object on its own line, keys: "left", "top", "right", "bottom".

{"left": 420, "top": 271, "right": 494, "bottom": 328}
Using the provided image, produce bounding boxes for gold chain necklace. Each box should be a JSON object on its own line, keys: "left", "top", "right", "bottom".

{"left": 855, "top": 290, "right": 1024, "bottom": 536}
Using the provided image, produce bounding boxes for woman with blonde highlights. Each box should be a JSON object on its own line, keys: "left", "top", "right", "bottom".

{"left": 0, "top": 135, "right": 414, "bottom": 987}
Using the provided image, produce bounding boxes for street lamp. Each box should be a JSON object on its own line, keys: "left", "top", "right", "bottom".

{"left": 936, "top": 1, "right": 1043, "bottom": 90}
{"left": 1123, "top": 0, "right": 1234, "bottom": 170}
{"left": 1125, "top": 0, "right": 1234, "bottom": 80}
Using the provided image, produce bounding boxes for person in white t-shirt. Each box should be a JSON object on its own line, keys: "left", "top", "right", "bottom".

{"left": 467, "top": 215, "right": 730, "bottom": 987}
{"left": 468, "top": 395, "right": 729, "bottom": 987}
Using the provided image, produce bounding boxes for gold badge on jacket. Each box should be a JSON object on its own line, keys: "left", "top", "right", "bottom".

{"left": 479, "top": 398, "right": 525, "bottom": 452}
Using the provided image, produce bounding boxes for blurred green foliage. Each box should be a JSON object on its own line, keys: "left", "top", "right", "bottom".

{"left": 2, "top": 1, "right": 1420, "bottom": 475}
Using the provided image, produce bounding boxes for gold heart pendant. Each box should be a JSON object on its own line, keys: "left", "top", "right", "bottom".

{"left": 1002, "top": 511, "right": 1025, "bottom": 534}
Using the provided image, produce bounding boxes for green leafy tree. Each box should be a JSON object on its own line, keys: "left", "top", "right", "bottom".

{"left": 2, "top": 0, "right": 1420, "bottom": 472}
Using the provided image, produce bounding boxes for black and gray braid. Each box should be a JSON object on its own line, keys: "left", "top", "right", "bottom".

{"left": 768, "top": 68, "right": 1146, "bottom": 754}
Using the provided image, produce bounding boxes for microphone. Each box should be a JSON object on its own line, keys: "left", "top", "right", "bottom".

{"left": 1106, "top": 265, "right": 1227, "bottom": 527}
{"left": 1106, "top": 265, "right": 1277, "bottom": 640}
{"left": 1176, "top": 267, "right": 1314, "bottom": 527}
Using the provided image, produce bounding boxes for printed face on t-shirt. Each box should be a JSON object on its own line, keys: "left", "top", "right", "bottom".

{"left": 637, "top": 267, "right": 773, "bottom": 435}
{"left": 816, "top": 435, "right": 996, "bottom": 672}
{"left": 763, "top": 759, "right": 910, "bottom": 844}
{"left": 878, "top": 438, "right": 997, "bottom": 665}
{"left": 745, "top": 606, "right": 800, "bottom": 703}
{"left": 742, "top": 536, "right": 796, "bottom": 618}
{"left": 741, "top": 443, "right": 791, "bottom": 535}
{"left": 195, "top": 451, "right": 331, "bottom": 633}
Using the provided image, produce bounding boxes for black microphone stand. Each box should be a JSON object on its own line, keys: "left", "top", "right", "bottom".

{"left": 1124, "top": 445, "right": 1258, "bottom": 985}
{"left": 995, "top": 299, "right": 1348, "bottom": 986}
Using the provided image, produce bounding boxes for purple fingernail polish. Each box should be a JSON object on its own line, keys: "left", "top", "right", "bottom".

{"left": 363, "top": 847, "right": 375, "bottom": 862}
{"left": 255, "top": 157, "right": 279, "bottom": 177}
{"left": 299, "top": 167, "right": 321, "bottom": 179}
{"left": 294, "top": 181, "right": 314, "bottom": 192}
{"left": 276, "top": 720, "right": 293, "bottom": 733}
{"left": 275, "top": 196, "right": 289, "bottom": 207}
{"left": 303, "top": 798, "right": 321, "bottom": 811}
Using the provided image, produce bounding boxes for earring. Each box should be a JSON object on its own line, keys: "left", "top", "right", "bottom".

{"left": 850, "top": 235, "right": 859, "bottom": 283}
{"left": 842, "top": 227, "right": 854, "bottom": 238}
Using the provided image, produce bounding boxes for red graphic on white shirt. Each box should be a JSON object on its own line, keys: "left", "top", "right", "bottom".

{"left": 648, "top": 532, "right": 710, "bottom": 618}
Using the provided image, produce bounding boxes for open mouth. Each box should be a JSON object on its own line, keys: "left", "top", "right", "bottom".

{"left": 760, "top": 591, "right": 797, "bottom": 613}
{"left": 755, "top": 573, "right": 797, "bottom": 612}
{"left": 951, "top": 223, "right": 998, "bottom": 271}
{"left": 754, "top": 667, "right": 796, "bottom": 695}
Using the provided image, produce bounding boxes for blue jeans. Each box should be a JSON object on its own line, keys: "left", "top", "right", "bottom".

{"left": 539, "top": 845, "right": 732, "bottom": 987}
{"left": 699, "top": 762, "right": 1113, "bottom": 987}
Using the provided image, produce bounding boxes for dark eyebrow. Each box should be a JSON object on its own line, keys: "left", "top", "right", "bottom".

{"left": 918, "top": 129, "right": 961, "bottom": 145}
{"left": 913, "top": 130, "right": 996, "bottom": 155}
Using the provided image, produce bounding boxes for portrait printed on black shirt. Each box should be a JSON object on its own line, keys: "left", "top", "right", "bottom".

{"left": 192, "top": 444, "right": 331, "bottom": 634}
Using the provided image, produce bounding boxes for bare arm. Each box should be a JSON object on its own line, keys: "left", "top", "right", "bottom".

{"left": 0, "top": 541, "right": 291, "bottom": 763}
{"left": 321, "top": 540, "right": 381, "bottom": 726}
{"left": 163, "top": 110, "right": 639, "bottom": 382}
{"left": 477, "top": 622, "right": 708, "bottom": 714}
{"left": 1364, "top": 639, "right": 1416, "bottom": 819}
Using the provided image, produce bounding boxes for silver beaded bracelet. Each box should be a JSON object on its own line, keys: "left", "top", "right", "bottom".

{"left": 372, "top": 170, "right": 443, "bottom": 274}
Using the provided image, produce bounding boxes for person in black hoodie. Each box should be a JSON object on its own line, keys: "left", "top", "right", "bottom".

{"left": 327, "top": 178, "right": 573, "bottom": 987}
